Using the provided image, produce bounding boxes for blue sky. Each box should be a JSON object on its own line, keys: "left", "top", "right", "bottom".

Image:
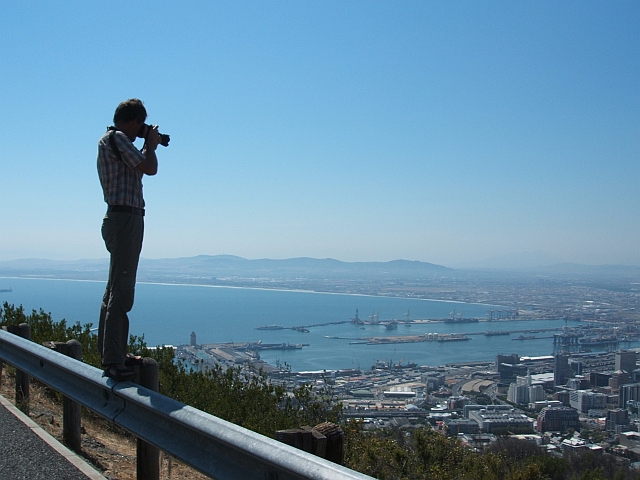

{"left": 0, "top": 1, "right": 638, "bottom": 268}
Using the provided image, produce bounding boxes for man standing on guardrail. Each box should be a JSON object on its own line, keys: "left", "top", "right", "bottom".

{"left": 97, "top": 99, "right": 160, "bottom": 381}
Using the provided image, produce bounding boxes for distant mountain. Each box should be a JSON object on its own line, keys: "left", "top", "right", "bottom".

{"left": 137, "top": 255, "right": 452, "bottom": 281}
{"left": 0, "top": 255, "right": 452, "bottom": 283}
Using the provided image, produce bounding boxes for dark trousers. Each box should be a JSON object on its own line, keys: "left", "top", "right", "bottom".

{"left": 98, "top": 211, "right": 144, "bottom": 366}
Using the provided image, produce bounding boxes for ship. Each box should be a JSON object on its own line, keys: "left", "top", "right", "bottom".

{"left": 579, "top": 336, "right": 619, "bottom": 347}
{"left": 370, "top": 359, "right": 417, "bottom": 370}
{"left": 393, "top": 359, "right": 417, "bottom": 369}
{"left": 385, "top": 321, "right": 398, "bottom": 331}
{"left": 255, "top": 343, "right": 307, "bottom": 350}
{"left": 437, "top": 334, "right": 470, "bottom": 342}
{"left": 484, "top": 330, "right": 510, "bottom": 336}
{"left": 350, "top": 309, "right": 364, "bottom": 325}
{"left": 372, "top": 359, "right": 391, "bottom": 370}
{"left": 444, "top": 317, "right": 479, "bottom": 324}
{"left": 255, "top": 325, "right": 285, "bottom": 330}
{"left": 0, "top": 288, "right": 11, "bottom": 293}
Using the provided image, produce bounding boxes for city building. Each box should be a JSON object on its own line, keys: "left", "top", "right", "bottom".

{"left": 508, "top": 383, "right": 531, "bottom": 404}
{"left": 463, "top": 403, "right": 511, "bottom": 419}
{"left": 496, "top": 354, "right": 530, "bottom": 383}
{"left": 468, "top": 406, "right": 534, "bottom": 434}
{"left": 606, "top": 409, "right": 630, "bottom": 433}
{"left": 556, "top": 391, "right": 571, "bottom": 406}
{"left": 615, "top": 350, "right": 637, "bottom": 375}
{"left": 530, "top": 400, "right": 563, "bottom": 411}
{"left": 422, "top": 372, "right": 445, "bottom": 392}
{"left": 609, "top": 372, "right": 629, "bottom": 392}
{"left": 536, "top": 407, "right": 580, "bottom": 433}
{"left": 444, "top": 418, "right": 480, "bottom": 435}
{"left": 447, "top": 396, "right": 470, "bottom": 410}
{"left": 507, "top": 373, "right": 546, "bottom": 405}
{"left": 554, "top": 353, "right": 574, "bottom": 387}
{"left": 566, "top": 376, "right": 590, "bottom": 390}
{"left": 496, "top": 354, "right": 519, "bottom": 369}
{"left": 619, "top": 383, "right": 640, "bottom": 409}
{"left": 458, "top": 434, "right": 497, "bottom": 452}
{"left": 569, "top": 390, "right": 607, "bottom": 414}
{"left": 590, "top": 372, "right": 612, "bottom": 388}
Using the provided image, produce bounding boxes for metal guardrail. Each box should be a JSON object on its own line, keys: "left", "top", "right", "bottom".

{"left": 0, "top": 329, "right": 374, "bottom": 480}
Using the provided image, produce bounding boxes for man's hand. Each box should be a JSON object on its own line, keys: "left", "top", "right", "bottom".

{"left": 137, "top": 125, "right": 160, "bottom": 176}
{"left": 145, "top": 125, "right": 160, "bottom": 151}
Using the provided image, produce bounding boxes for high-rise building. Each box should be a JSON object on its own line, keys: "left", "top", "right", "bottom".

{"left": 495, "top": 354, "right": 528, "bottom": 382}
{"left": 590, "top": 371, "right": 612, "bottom": 388}
{"left": 507, "top": 373, "right": 547, "bottom": 405}
{"left": 508, "top": 383, "right": 530, "bottom": 404}
{"left": 619, "top": 383, "right": 640, "bottom": 408}
{"left": 554, "top": 353, "right": 574, "bottom": 387}
{"left": 529, "top": 385, "right": 546, "bottom": 403}
{"left": 495, "top": 354, "right": 519, "bottom": 369}
{"left": 190, "top": 331, "right": 197, "bottom": 347}
{"left": 616, "top": 350, "right": 637, "bottom": 375}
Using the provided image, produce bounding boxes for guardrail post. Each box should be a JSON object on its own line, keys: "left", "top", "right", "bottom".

{"left": 48, "top": 340, "right": 83, "bottom": 452}
{"left": 313, "top": 422, "right": 344, "bottom": 465}
{"left": 0, "top": 326, "right": 5, "bottom": 387}
{"left": 8, "top": 323, "right": 30, "bottom": 413}
{"left": 136, "top": 358, "right": 160, "bottom": 480}
{"left": 275, "top": 422, "right": 343, "bottom": 465}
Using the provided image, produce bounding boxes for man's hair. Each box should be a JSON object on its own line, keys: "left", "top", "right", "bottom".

{"left": 113, "top": 98, "right": 147, "bottom": 124}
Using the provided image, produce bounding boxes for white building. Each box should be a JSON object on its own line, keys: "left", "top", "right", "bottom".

{"left": 569, "top": 390, "right": 608, "bottom": 413}
{"left": 468, "top": 406, "right": 534, "bottom": 433}
{"left": 507, "top": 373, "right": 547, "bottom": 405}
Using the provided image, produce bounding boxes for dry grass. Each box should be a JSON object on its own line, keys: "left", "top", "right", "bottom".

{"left": 0, "top": 367, "right": 210, "bottom": 480}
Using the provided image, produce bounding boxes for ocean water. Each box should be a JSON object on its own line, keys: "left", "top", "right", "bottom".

{"left": 0, "top": 277, "right": 592, "bottom": 371}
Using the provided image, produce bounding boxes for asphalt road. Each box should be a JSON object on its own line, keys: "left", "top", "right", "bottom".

{"left": 0, "top": 395, "right": 105, "bottom": 480}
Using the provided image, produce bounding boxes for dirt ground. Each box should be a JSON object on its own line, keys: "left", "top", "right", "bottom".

{"left": 0, "top": 368, "right": 210, "bottom": 480}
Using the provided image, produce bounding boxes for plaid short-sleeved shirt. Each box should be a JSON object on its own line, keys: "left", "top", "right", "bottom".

{"left": 97, "top": 129, "right": 146, "bottom": 208}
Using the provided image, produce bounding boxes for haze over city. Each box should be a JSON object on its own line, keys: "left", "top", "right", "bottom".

{"left": 1, "top": 2, "right": 638, "bottom": 269}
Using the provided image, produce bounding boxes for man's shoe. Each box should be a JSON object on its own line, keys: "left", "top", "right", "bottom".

{"left": 124, "top": 353, "right": 144, "bottom": 366}
{"left": 103, "top": 365, "right": 136, "bottom": 381}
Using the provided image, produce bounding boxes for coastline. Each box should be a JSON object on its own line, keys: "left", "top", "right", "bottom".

{"left": 0, "top": 275, "right": 507, "bottom": 309}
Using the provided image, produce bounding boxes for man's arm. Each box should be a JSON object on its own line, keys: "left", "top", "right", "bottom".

{"left": 137, "top": 149, "right": 158, "bottom": 175}
{"left": 137, "top": 126, "right": 160, "bottom": 176}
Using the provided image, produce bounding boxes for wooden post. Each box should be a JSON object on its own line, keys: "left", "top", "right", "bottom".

{"left": 136, "top": 358, "right": 160, "bottom": 480}
{"left": 275, "top": 428, "right": 314, "bottom": 453}
{"left": 310, "top": 427, "right": 327, "bottom": 458}
{"left": 9, "top": 323, "right": 30, "bottom": 413}
{"left": 0, "top": 326, "right": 6, "bottom": 388}
{"left": 49, "top": 340, "right": 83, "bottom": 453}
{"left": 275, "top": 425, "right": 329, "bottom": 459}
{"left": 313, "top": 422, "right": 344, "bottom": 465}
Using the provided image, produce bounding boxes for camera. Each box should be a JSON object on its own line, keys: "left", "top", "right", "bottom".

{"left": 137, "top": 123, "right": 170, "bottom": 147}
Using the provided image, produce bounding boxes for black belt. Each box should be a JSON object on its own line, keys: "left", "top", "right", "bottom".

{"left": 107, "top": 205, "right": 145, "bottom": 216}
